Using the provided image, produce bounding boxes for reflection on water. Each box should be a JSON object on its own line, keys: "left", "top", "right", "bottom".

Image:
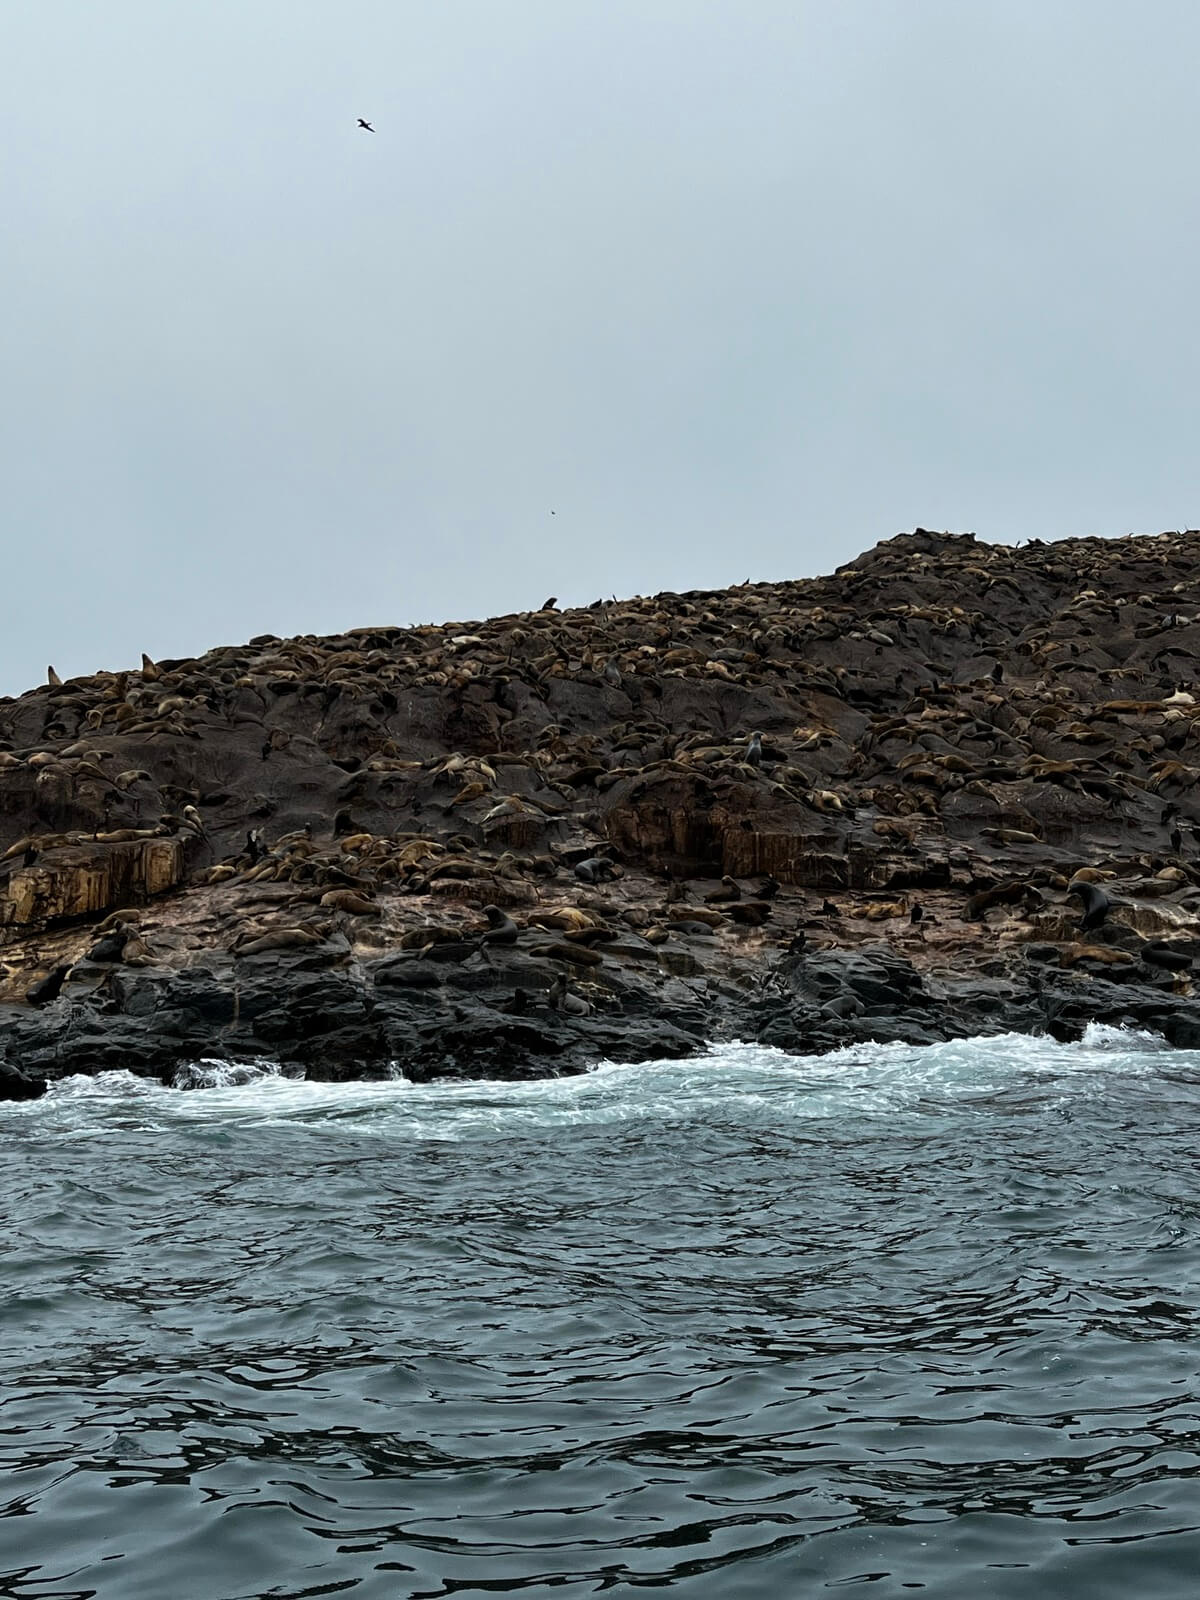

{"left": 2, "top": 1031, "right": 1199, "bottom": 1598}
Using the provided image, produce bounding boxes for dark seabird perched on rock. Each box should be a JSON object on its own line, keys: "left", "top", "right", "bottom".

{"left": 744, "top": 731, "right": 764, "bottom": 767}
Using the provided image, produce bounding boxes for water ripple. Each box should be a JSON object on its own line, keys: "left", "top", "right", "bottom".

{"left": 2, "top": 1036, "right": 1199, "bottom": 1597}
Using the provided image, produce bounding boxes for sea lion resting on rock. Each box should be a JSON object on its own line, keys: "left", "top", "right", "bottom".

{"left": 725, "top": 900, "right": 772, "bottom": 926}
{"left": 234, "top": 926, "right": 324, "bottom": 956}
{"left": 1141, "top": 941, "right": 1194, "bottom": 971}
{"left": 1059, "top": 942, "right": 1133, "bottom": 967}
{"left": 966, "top": 881, "right": 1043, "bottom": 920}
{"left": 530, "top": 940, "right": 604, "bottom": 967}
{"left": 320, "top": 889, "right": 380, "bottom": 916}
{"left": 705, "top": 876, "right": 741, "bottom": 905}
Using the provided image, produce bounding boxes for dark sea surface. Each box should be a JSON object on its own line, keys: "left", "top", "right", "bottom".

{"left": 2, "top": 1028, "right": 1199, "bottom": 1599}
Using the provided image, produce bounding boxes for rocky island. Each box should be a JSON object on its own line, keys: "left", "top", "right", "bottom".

{"left": 4, "top": 526, "right": 1200, "bottom": 1100}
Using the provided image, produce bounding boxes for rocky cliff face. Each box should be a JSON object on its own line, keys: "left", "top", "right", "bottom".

{"left": 5, "top": 526, "right": 1200, "bottom": 1098}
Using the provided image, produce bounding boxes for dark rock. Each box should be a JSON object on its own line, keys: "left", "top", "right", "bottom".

{"left": 0, "top": 1060, "right": 46, "bottom": 1100}
{"left": 8, "top": 528, "right": 1200, "bottom": 1082}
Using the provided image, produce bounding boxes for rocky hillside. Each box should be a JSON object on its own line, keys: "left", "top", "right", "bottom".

{"left": 5, "top": 526, "right": 1200, "bottom": 1096}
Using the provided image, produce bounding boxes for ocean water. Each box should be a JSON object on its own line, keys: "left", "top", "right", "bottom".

{"left": 2, "top": 1029, "right": 1199, "bottom": 1599}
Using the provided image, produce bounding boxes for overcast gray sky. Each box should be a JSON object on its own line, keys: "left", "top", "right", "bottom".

{"left": 4, "top": 1, "right": 1200, "bottom": 693}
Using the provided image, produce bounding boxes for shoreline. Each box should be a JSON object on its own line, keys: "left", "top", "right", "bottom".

{"left": 6, "top": 526, "right": 1200, "bottom": 1099}
{"left": 6, "top": 870, "right": 1199, "bottom": 1102}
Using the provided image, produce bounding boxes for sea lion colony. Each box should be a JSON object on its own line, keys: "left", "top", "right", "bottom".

{"left": 5, "top": 525, "right": 1200, "bottom": 1096}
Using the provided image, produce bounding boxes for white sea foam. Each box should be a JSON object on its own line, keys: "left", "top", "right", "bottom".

{"left": 14, "top": 1029, "right": 1192, "bottom": 1143}
{"left": 172, "top": 1058, "right": 284, "bottom": 1090}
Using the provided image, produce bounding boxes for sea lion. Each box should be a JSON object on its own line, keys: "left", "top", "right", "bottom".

{"left": 319, "top": 889, "right": 380, "bottom": 916}
{"left": 563, "top": 924, "right": 618, "bottom": 945}
{"left": 234, "top": 927, "right": 324, "bottom": 956}
{"left": 1059, "top": 942, "right": 1134, "bottom": 968}
{"left": 181, "top": 804, "right": 206, "bottom": 836}
{"left": 477, "top": 905, "right": 519, "bottom": 945}
{"left": 1068, "top": 880, "right": 1111, "bottom": 933}
{"left": 417, "top": 939, "right": 483, "bottom": 963}
{"left": 573, "top": 856, "right": 617, "bottom": 885}
{"left": 120, "top": 932, "right": 157, "bottom": 965}
{"left": 529, "top": 940, "right": 604, "bottom": 967}
{"left": 86, "top": 921, "right": 132, "bottom": 963}
{"left": 724, "top": 899, "right": 771, "bottom": 926}
{"left": 965, "top": 881, "right": 1041, "bottom": 920}
{"left": 864, "top": 900, "right": 907, "bottom": 921}
{"left": 525, "top": 907, "right": 596, "bottom": 932}
{"left": 94, "top": 908, "right": 142, "bottom": 935}
{"left": 665, "top": 907, "right": 725, "bottom": 929}
{"left": 26, "top": 965, "right": 70, "bottom": 1006}
{"left": 548, "top": 970, "right": 591, "bottom": 1015}
{"left": 704, "top": 876, "right": 741, "bottom": 905}
{"left": 482, "top": 796, "right": 528, "bottom": 825}
{"left": 1140, "top": 941, "right": 1193, "bottom": 971}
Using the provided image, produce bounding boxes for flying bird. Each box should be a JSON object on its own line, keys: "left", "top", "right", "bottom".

{"left": 357, "top": 118, "right": 375, "bottom": 132}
